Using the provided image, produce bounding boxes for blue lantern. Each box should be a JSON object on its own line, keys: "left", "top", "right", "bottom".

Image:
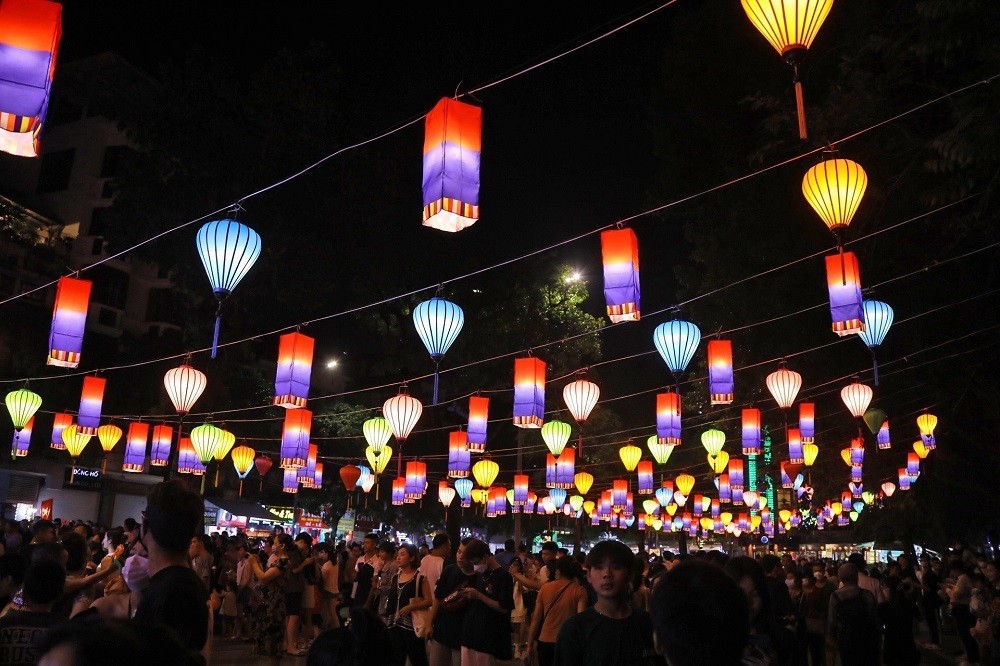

{"left": 196, "top": 219, "right": 262, "bottom": 358}
{"left": 653, "top": 320, "right": 701, "bottom": 379}
{"left": 858, "top": 299, "right": 893, "bottom": 386}
{"left": 412, "top": 296, "right": 464, "bottom": 404}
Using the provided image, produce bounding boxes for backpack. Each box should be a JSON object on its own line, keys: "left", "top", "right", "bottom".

{"left": 834, "top": 590, "right": 879, "bottom": 651}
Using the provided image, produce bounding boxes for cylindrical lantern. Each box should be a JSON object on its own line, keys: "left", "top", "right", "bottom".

{"left": 283, "top": 467, "right": 299, "bottom": 494}
{"left": 898, "top": 469, "right": 911, "bottom": 491}
{"left": 574, "top": 471, "right": 594, "bottom": 495}
{"left": 850, "top": 438, "right": 865, "bottom": 466}
{"left": 541, "top": 420, "right": 571, "bottom": 457}
{"left": 826, "top": 251, "right": 865, "bottom": 336}
{"left": 448, "top": 430, "right": 470, "bottom": 478}
{"left": 121, "top": 422, "right": 148, "bottom": 473}
{"left": 5, "top": 388, "right": 42, "bottom": 431}
{"left": 513, "top": 474, "right": 529, "bottom": 506}
{"left": 555, "top": 448, "right": 576, "bottom": 489}
{"left": 877, "top": 419, "right": 891, "bottom": 450}
{"left": 612, "top": 479, "right": 628, "bottom": 511}
{"left": 150, "top": 425, "right": 172, "bottom": 467}
{"left": 47, "top": 276, "right": 91, "bottom": 368}
{"left": 11, "top": 416, "right": 32, "bottom": 457}
{"left": 787, "top": 428, "right": 803, "bottom": 464}
{"left": 618, "top": 442, "right": 642, "bottom": 472}
{"left": 472, "top": 458, "right": 499, "bottom": 488}
{"left": 176, "top": 437, "right": 197, "bottom": 475}
{"left": 163, "top": 363, "right": 207, "bottom": 415}
{"left": 728, "top": 460, "right": 744, "bottom": 492}
{"left": 653, "top": 320, "right": 701, "bottom": 377}
{"left": 707, "top": 340, "right": 734, "bottom": 405}
{"left": 701, "top": 429, "right": 726, "bottom": 457}
{"left": 564, "top": 377, "right": 599, "bottom": 424}
{"left": 363, "top": 416, "right": 393, "bottom": 455}
{"left": 802, "top": 158, "right": 867, "bottom": 232}
{"left": 766, "top": 365, "right": 801, "bottom": 410}
{"left": 298, "top": 444, "right": 319, "bottom": 484}
{"left": 906, "top": 452, "right": 920, "bottom": 477}
{"left": 391, "top": 477, "right": 406, "bottom": 505}
{"left": 77, "top": 376, "right": 106, "bottom": 435}
{"left": 312, "top": 462, "right": 324, "bottom": 489}
{"left": 647, "top": 435, "right": 675, "bottom": 465}
{"left": 422, "top": 97, "right": 481, "bottom": 232}
{"left": 841, "top": 378, "right": 873, "bottom": 419}
{"left": 741, "top": 408, "right": 761, "bottom": 455}
{"left": 656, "top": 392, "right": 682, "bottom": 445}
{"left": 513, "top": 357, "right": 545, "bottom": 428}
{"left": 545, "top": 453, "right": 557, "bottom": 489}
{"left": 273, "top": 331, "right": 314, "bottom": 409}
{"left": 637, "top": 460, "right": 654, "bottom": 495}
{"left": 600, "top": 227, "right": 641, "bottom": 322}
{"left": 50, "top": 412, "right": 72, "bottom": 450}
{"left": 467, "top": 395, "right": 489, "bottom": 453}
{"left": 279, "top": 409, "right": 311, "bottom": 469}
{"left": 799, "top": 403, "right": 815, "bottom": 443}
{"left": 404, "top": 461, "right": 426, "bottom": 500}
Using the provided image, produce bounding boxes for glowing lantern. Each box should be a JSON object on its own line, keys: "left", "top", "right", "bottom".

{"left": 280, "top": 409, "right": 311, "bottom": 469}
{"left": 656, "top": 392, "right": 682, "bottom": 445}
{"left": 439, "top": 482, "right": 456, "bottom": 508}
{"left": 840, "top": 447, "right": 853, "bottom": 467}
{"left": 583, "top": 499, "right": 596, "bottom": 515}
{"left": 799, "top": 402, "right": 815, "bottom": 443}
{"left": 612, "top": 479, "right": 628, "bottom": 511}
{"left": 448, "top": 430, "right": 470, "bottom": 478}
{"left": 913, "top": 440, "right": 929, "bottom": 460}
{"left": 849, "top": 482, "right": 863, "bottom": 499}
{"left": 0, "top": 0, "right": 62, "bottom": 156}
{"left": 574, "top": 471, "right": 594, "bottom": 495}
{"left": 467, "top": 396, "right": 489, "bottom": 453}
{"left": 708, "top": 451, "right": 730, "bottom": 475}
{"left": 283, "top": 467, "right": 299, "bottom": 494}
{"left": 743, "top": 491, "right": 759, "bottom": 510}
{"left": 766, "top": 365, "right": 801, "bottom": 410}
{"left": 637, "top": 460, "right": 654, "bottom": 495}
{"left": 779, "top": 509, "right": 792, "bottom": 523}
{"left": 455, "top": 478, "right": 473, "bottom": 502}
{"left": 841, "top": 377, "right": 873, "bottom": 419}
{"left": 707, "top": 340, "right": 734, "bottom": 404}
{"left": 647, "top": 435, "right": 675, "bottom": 465}
{"left": 312, "top": 463, "right": 324, "bottom": 490}
{"left": 541, "top": 420, "right": 571, "bottom": 457}
{"left": 859, "top": 300, "right": 894, "bottom": 386}
{"left": 877, "top": 419, "right": 891, "bottom": 450}
{"left": 163, "top": 363, "right": 207, "bottom": 416}
{"left": 882, "top": 481, "right": 896, "bottom": 497}
{"left": 898, "top": 469, "right": 911, "bottom": 491}
{"left": 189, "top": 424, "right": 224, "bottom": 465}
{"left": 11, "top": 415, "right": 31, "bottom": 457}
{"left": 383, "top": 387, "right": 422, "bottom": 444}
{"left": 472, "top": 458, "right": 499, "bottom": 488}
{"left": 653, "top": 320, "right": 701, "bottom": 378}
{"left": 619, "top": 442, "right": 642, "bottom": 472}
{"left": 728, "top": 459, "right": 745, "bottom": 492}
{"left": 851, "top": 465, "right": 863, "bottom": 484}
{"left": 510, "top": 474, "right": 528, "bottom": 507}
{"left": 76, "top": 376, "right": 106, "bottom": 435}
{"left": 803, "top": 158, "right": 868, "bottom": 233}
{"left": 366, "top": 445, "right": 392, "bottom": 475}
{"left": 555, "top": 448, "right": 576, "bottom": 489}
{"left": 717, "top": 474, "right": 732, "bottom": 502}
{"left": 213, "top": 427, "right": 235, "bottom": 461}
{"left": 826, "top": 251, "right": 865, "bottom": 336}
{"left": 701, "top": 429, "right": 726, "bottom": 457}
{"left": 50, "top": 412, "right": 72, "bottom": 450}
{"left": 549, "top": 488, "right": 567, "bottom": 511}
{"left": 742, "top": 408, "right": 761, "bottom": 455}
{"left": 412, "top": 296, "right": 464, "bottom": 404}
{"left": 600, "top": 227, "right": 641, "bottom": 322}
{"left": 675, "top": 472, "right": 695, "bottom": 497}
{"left": 917, "top": 412, "right": 937, "bottom": 449}
{"left": 97, "top": 423, "right": 122, "bottom": 470}
{"left": 803, "top": 442, "right": 818, "bottom": 467}
{"left": 362, "top": 416, "right": 393, "bottom": 455}
{"left": 5, "top": 388, "right": 41, "bottom": 433}
{"left": 176, "top": 437, "right": 197, "bottom": 475}
{"left": 787, "top": 428, "right": 803, "bottom": 464}
{"left": 150, "top": 425, "right": 172, "bottom": 467}
{"left": 643, "top": 499, "right": 659, "bottom": 516}
{"left": 405, "top": 460, "right": 427, "bottom": 500}
{"left": 254, "top": 452, "right": 273, "bottom": 483}
{"left": 340, "top": 464, "right": 362, "bottom": 492}
{"left": 421, "top": 97, "right": 481, "bottom": 232}
{"left": 61, "top": 424, "right": 90, "bottom": 465}
{"left": 906, "top": 452, "right": 920, "bottom": 477}
{"left": 273, "top": 332, "right": 314, "bottom": 408}
{"left": 391, "top": 478, "right": 407, "bottom": 505}
{"left": 231, "top": 444, "right": 255, "bottom": 496}
{"left": 850, "top": 438, "right": 865, "bottom": 465}
{"left": 357, "top": 465, "right": 374, "bottom": 493}
{"left": 298, "top": 444, "right": 319, "bottom": 484}
{"left": 513, "top": 357, "right": 545, "bottom": 428}
{"left": 46, "top": 276, "right": 91, "bottom": 367}
{"left": 570, "top": 495, "right": 585, "bottom": 513}
{"left": 545, "top": 453, "right": 557, "bottom": 488}
{"left": 862, "top": 490, "right": 875, "bottom": 505}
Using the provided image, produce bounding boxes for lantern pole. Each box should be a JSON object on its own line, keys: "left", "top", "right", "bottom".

{"left": 515, "top": 429, "right": 524, "bottom": 547}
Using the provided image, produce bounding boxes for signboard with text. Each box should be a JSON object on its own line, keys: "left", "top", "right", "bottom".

{"left": 63, "top": 466, "right": 102, "bottom": 490}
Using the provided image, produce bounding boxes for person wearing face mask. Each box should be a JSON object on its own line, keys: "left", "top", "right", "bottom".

{"left": 803, "top": 566, "right": 832, "bottom": 666}
{"left": 458, "top": 539, "right": 515, "bottom": 665}
{"left": 426, "top": 537, "right": 478, "bottom": 666}
{"left": 88, "top": 552, "right": 150, "bottom": 620}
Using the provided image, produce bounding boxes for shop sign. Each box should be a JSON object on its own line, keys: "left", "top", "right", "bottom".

{"left": 40, "top": 498, "right": 53, "bottom": 520}
{"left": 265, "top": 506, "right": 294, "bottom": 522}
{"left": 64, "top": 466, "right": 102, "bottom": 490}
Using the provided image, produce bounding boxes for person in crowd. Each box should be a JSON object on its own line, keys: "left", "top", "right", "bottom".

{"left": 553, "top": 539, "right": 657, "bottom": 666}
{"left": 418, "top": 533, "right": 450, "bottom": 638}
{"left": 373, "top": 540, "right": 399, "bottom": 621}
{"left": 248, "top": 532, "right": 293, "bottom": 663}
{"left": 282, "top": 532, "right": 315, "bottom": 656}
{"left": 88, "top": 550, "right": 149, "bottom": 620}
{"left": 19, "top": 520, "right": 55, "bottom": 565}
{"left": 457, "top": 538, "right": 514, "bottom": 665}
{"left": 631, "top": 552, "right": 653, "bottom": 613}
{"left": 0, "top": 558, "right": 66, "bottom": 664}
{"left": 316, "top": 542, "right": 340, "bottom": 630}
{"left": 296, "top": 533, "right": 320, "bottom": 646}
{"left": 133, "top": 479, "right": 211, "bottom": 663}
{"left": 189, "top": 534, "right": 214, "bottom": 590}
{"left": 651, "top": 558, "right": 748, "bottom": 665}
{"left": 803, "top": 564, "right": 833, "bottom": 666}
{"left": 496, "top": 539, "right": 517, "bottom": 568}
{"left": 879, "top": 575, "right": 921, "bottom": 665}
{"left": 339, "top": 542, "right": 360, "bottom": 605}
{"left": 56, "top": 531, "right": 104, "bottom": 618}
{"left": 36, "top": 614, "right": 198, "bottom": 666}
{"left": 511, "top": 541, "right": 559, "bottom": 594}
{"left": 826, "top": 563, "right": 880, "bottom": 666}
{"left": 0, "top": 553, "right": 27, "bottom": 610}
{"left": 384, "top": 543, "right": 432, "bottom": 666}
{"left": 950, "top": 560, "right": 982, "bottom": 664}
{"left": 220, "top": 580, "right": 239, "bottom": 638}
{"left": 234, "top": 542, "right": 256, "bottom": 640}
{"left": 307, "top": 606, "right": 393, "bottom": 666}
{"left": 848, "top": 553, "right": 888, "bottom": 604}
{"left": 725, "top": 555, "right": 795, "bottom": 665}
{"left": 526, "top": 553, "right": 589, "bottom": 666}
{"left": 426, "top": 537, "right": 477, "bottom": 666}
{"left": 918, "top": 552, "right": 944, "bottom": 646}
{"left": 509, "top": 555, "right": 529, "bottom": 658}
{"left": 762, "top": 554, "right": 795, "bottom": 623}
{"left": 353, "top": 534, "right": 381, "bottom": 610}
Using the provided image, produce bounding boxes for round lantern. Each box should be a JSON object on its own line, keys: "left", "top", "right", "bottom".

{"left": 541, "top": 420, "right": 572, "bottom": 457}
{"left": 412, "top": 296, "right": 464, "bottom": 404}
{"left": 163, "top": 363, "right": 207, "bottom": 415}
{"left": 766, "top": 365, "right": 802, "bottom": 410}
{"left": 439, "top": 484, "right": 456, "bottom": 508}
{"left": 675, "top": 472, "right": 695, "bottom": 497}
{"left": 618, "top": 442, "right": 642, "bottom": 472}
{"left": 366, "top": 445, "right": 393, "bottom": 475}
{"left": 653, "top": 320, "right": 701, "bottom": 377}
{"left": 231, "top": 444, "right": 255, "bottom": 478}
{"left": 383, "top": 387, "right": 422, "bottom": 443}
{"left": 340, "top": 464, "right": 362, "bottom": 491}
{"left": 881, "top": 481, "right": 896, "bottom": 497}
{"left": 189, "top": 423, "right": 225, "bottom": 464}
{"left": 212, "top": 427, "right": 236, "bottom": 461}
{"left": 574, "top": 472, "right": 594, "bottom": 495}
{"left": 700, "top": 429, "right": 726, "bottom": 456}
{"left": 5, "top": 388, "right": 42, "bottom": 430}
{"left": 916, "top": 412, "right": 937, "bottom": 439}
{"left": 472, "top": 458, "right": 499, "bottom": 488}
{"left": 646, "top": 435, "right": 674, "bottom": 465}
{"left": 363, "top": 416, "right": 393, "bottom": 454}
{"left": 840, "top": 378, "right": 873, "bottom": 419}
{"left": 802, "top": 158, "right": 868, "bottom": 233}
{"left": 563, "top": 377, "right": 599, "bottom": 423}
{"left": 97, "top": 424, "right": 122, "bottom": 453}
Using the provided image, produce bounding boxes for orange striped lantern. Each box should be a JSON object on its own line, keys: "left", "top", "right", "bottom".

{"left": 600, "top": 227, "right": 641, "bottom": 322}
{"left": 707, "top": 340, "right": 734, "bottom": 405}
{"left": 422, "top": 97, "right": 481, "bottom": 232}
{"left": 47, "top": 276, "right": 91, "bottom": 368}
{"left": 273, "top": 331, "right": 314, "bottom": 409}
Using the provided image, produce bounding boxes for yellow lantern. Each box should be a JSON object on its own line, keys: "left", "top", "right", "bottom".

{"left": 758, "top": 495, "right": 768, "bottom": 510}
{"left": 707, "top": 451, "right": 730, "bottom": 475}
{"left": 803, "top": 443, "right": 819, "bottom": 467}
{"left": 750, "top": 515, "right": 762, "bottom": 530}
{"left": 652, "top": 518, "right": 663, "bottom": 531}
{"left": 569, "top": 495, "right": 584, "bottom": 512}
{"left": 913, "top": 440, "right": 929, "bottom": 459}
{"left": 583, "top": 500, "right": 596, "bottom": 515}
{"left": 802, "top": 158, "right": 868, "bottom": 234}
{"left": 666, "top": 504, "right": 678, "bottom": 517}
{"left": 213, "top": 427, "right": 237, "bottom": 461}
{"left": 366, "top": 444, "right": 392, "bottom": 475}
{"left": 779, "top": 509, "right": 792, "bottom": 523}
{"left": 917, "top": 412, "right": 937, "bottom": 438}
{"left": 472, "top": 458, "right": 499, "bottom": 488}
{"left": 675, "top": 472, "right": 695, "bottom": 497}
{"left": 831, "top": 502, "right": 842, "bottom": 515}
{"left": 643, "top": 499, "right": 659, "bottom": 515}
{"left": 700, "top": 517, "right": 714, "bottom": 531}
{"left": 97, "top": 424, "right": 122, "bottom": 453}
{"left": 471, "top": 488, "right": 488, "bottom": 504}
{"left": 840, "top": 447, "right": 853, "bottom": 467}
{"left": 231, "top": 444, "right": 255, "bottom": 497}
{"left": 618, "top": 442, "right": 642, "bottom": 472}
{"left": 700, "top": 429, "right": 726, "bottom": 457}
{"left": 574, "top": 472, "right": 594, "bottom": 495}
{"left": 720, "top": 511, "right": 733, "bottom": 525}
{"left": 646, "top": 436, "right": 675, "bottom": 465}
{"left": 61, "top": 424, "right": 91, "bottom": 458}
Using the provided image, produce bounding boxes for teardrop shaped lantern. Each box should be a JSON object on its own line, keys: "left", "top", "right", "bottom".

{"left": 362, "top": 416, "right": 393, "bottom": 455}
{"left": 574, "top": 471, "right": 594, "bottom": 495}
{"left": 541, "top": 420, "right": 572, "bottom": 457}
{"left": 366, "top": 445, "right": 393, "bottom": 476}
{"left": 653, "top": 320, "right": 701, "bottom": 379}
{"left": 61, "top": 423, "right": 91, "bottom": 459}
{"left": 859, "top": 300, "right": 893, "bottom": 386}
{"left": 97, "top": 423, "right": 122, "bottom": 471}
{"left": 439, "top": 483, "right": 456, "bottom": 508}
{"left": 195, "top": 218, "right": 262, "bottom": 358}
{"left": 190, "top": 423, "right": 225, "bottom": 465}
{"left": 563, "top": 376, "right": 599, "bottom": 423}
{"left": 646, "top": 435, "right": 675, "bottom": 465}
{"left": 254, "top": 453, "right": 273, "bottom": 491}
{"left": 164, "top": 363, "right": 207, "bottom": 416}
{"left": 5, "top": 388, "right": 42, "bottom": 431}
{"left": 675, "top": 472, "right": 695, "bottom": 498}
{"left": 882, "top": 481, "right": 896, "bottom": 497}
{"left": 231, "top": 444, "right": 255, "bottom": 496}
{"left": 340, "top": 464, "right": 362, "bottom": 492}
{"left": 766, "top": 364, "right": 802, "bottom": 411}
{"left": 383, "top": 386, "right": 422, "bottom": 476}
{"left": 803, "top": 158, "right": 868, "bottom": 234}
{"left": 741, "top": 0, "right": 834, "bottom": 139}
{"left": 708, "top": 451, "right": 730, "bottom": 475}
{"left": 412, "top": 296, "right": 464, "bottom": 404}
{"left": 802, "top": 442, "right": 818, "bottom": 466}
{"left": 916, "top": 412, "right": 937, "bottom": 449}
{"left": 840, "top": 377, "right": 873, "bottom": 419}
{"left": 700, "top": 429, "right": 726, "bottom": 457}
{"left": 472, "top": 458, "right": 499, "bottom": 488}
{"left": 618, "top": 442, "right": 642, "bottom": 472}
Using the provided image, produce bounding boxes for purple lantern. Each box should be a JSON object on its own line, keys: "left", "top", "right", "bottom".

{"left": 600, "top": 228, "right": 641, "bottom": 323}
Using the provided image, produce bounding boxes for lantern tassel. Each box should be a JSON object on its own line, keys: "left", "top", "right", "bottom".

{"left": 432, "top": 361, "right": 440, "bottom": 406}
{"left": 239, "top": 479, "right": 244, "bottom": 498}
{"left": 211, "top": 305, "right": 223, "bottom": 359}
{"left": 792, "top": 64, "right": 807, "bottom": 140}
{"left": 871, "top": 350, "right": 880, "bottom": 388}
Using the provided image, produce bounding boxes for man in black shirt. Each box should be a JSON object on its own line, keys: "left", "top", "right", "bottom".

{"left": 133, "top": 479, "right": 209, "bottom": 661}
{"left": 427, "top": 537, "right": 478, "bottom": 665}
{"left": 458, "top": 538, "right": 515, "bottom": 662}
{"left": 0, "top": 558, "right": 65, "bottom": 664}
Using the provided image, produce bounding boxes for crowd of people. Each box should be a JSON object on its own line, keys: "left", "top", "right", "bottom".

{"left": 2, "top": 486, "right": 1000, "bottom": 666}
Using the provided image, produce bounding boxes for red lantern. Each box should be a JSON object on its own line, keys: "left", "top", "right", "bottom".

{"left": 340, "top": 464, "right": 362, "bottom": 492}
{"left": 47, "top": 276, "right": 91, "bottom": 368}
{"left": 826, "top": 251, "right": 865, "bottom": 336}
{"left": 422, "top": 97, "right": 481, "bottom": 232}
{"left": 707, "top": 340, "right": 734, "bottom": 405}
{"left": 600, "top": 227, "right": 641, "bottom": 322}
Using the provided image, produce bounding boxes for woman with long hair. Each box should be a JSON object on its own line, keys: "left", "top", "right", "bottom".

{"left": 249, "top": 532, "right": 294, "bottom": 665}
{"left": 386, "top": 543, "right": 432, "bottom": 666}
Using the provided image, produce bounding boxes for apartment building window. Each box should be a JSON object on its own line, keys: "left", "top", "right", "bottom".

{"left": 37, "top": 149, "right": 75, "bottom": 193}
{"left": 90, "top": 265, "right": 128, "bottom": 310}
{"left": 100, "top": 145, "right": 127, "bottom": 178}
{"left": 88, "top": 207, "right": 111, "bottom": 237}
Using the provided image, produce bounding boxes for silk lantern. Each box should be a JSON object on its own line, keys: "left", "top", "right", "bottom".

{"left": 555, "top": 448, "right": 576, "bottom": 489}
{"left": 97, "top": 423, "right": 122, "bottom": 472}
{"left": 467, "top": 395, "right": 489, "bottom": 453}
{"left": 366, "top": 445, "right": 392, "bottom": 476}
{"left": 384, "top": 386, "right": 422, "bottom": 475}
{"left": 637, "top": 461, "right": 654, "bottom": 495}
{"left": 0, "top": 0, "right": 62, "bottom": 157}
{"left": 412, "top": 296, "right": 464, "bottom": 404}
{"left": 50, "top": 411, "right": 72, "bottom": 450}
{"left": 877, "top": 419, "right": 891, "bottom": 450}
{"left": 647, "top": 435, "right": 675, "bottom": 465}
{"left": 841, "top": 377, "right": 873, "bottom": 419}
{"left": 404, "top": 460, "right": 427, "bottom": 501}
{"left": 826, "top": 251, "right": 865, "bottom": 336}
{"left": 742, "top": 408, "right": 761, "bottom": 456}
{"left": 77, "top": 376, "right": 106, "bottom": 435}
{"left": 882, "top": 481, "right": 896, "bottom": 497}
{"left": 917, "top": 412, "right": 937, "bottom": 449}
{"left": 280, "top": 409, "right": 311, "bottom": 469}
{"left": 913, "top": 440, "right": 929, "bottom": 460}
{"left": 513, "top": 357, "right": 545, "bottom": 428}
{"left": 10, "top": 415, "right": 32, "bottom": 457}
{"left": 448, "top": 430, "right": 470, "bottom": 478}
{"left": 803, "top": 443, "right": 818, "bottom": 467}
{"left": 150, "top": 425, "right": 172, "bottom": 467}
{"left": 47, "top": 276, "right": 91, "bottom": 367}
{"left": 472, "top": 458, "right": 499, "bottom": 488}
{"left": 563, "top": 374, "right": 599, "bottom": 454}
{"left": 619, "top": 442, "right": 642, "bottom": 472}
{"left": 859, "top": 300, "right": 893, "bottom": 386}
{"left": 799, "top": 402, "right": 815, "bottom": 444}
{"left": 273, "top": 332, "right": 314, "bottom": 408}
{"left": 298, "top": 444, "right": 319, "bottom": 484}
{"left": 574, "top": 471, "right": 594, "bottom": 495}
{"left": 362, "top": 416, "right": 393, "bottom": 455}
{"left": 675, "top": 472, "right": 695, "bottom": 497}
{"left": 707, "top": 340, "right": 734, "bottom": 405}
{"left": 656, "top": 392, "right": 682, "bottom": 446}
{"left": 803, "top": 158, "right": 868, "bottom": 234}
{"left": 701, "top": 429, "right": 726, "bottom": 457}
{"left": 340, "top": 464, "right": 362, "bottom": 492}
{"left": 176, "top": 437, "right": 197, "bottom": 475}
{"left": 391, "top": 477, "right": 406, "bottom": 505}
{"left": 513, "top": 474, "right": 529, "bottom": 507}
{"left": 421, "top": 97, "right": 481, "bottom": 232}
{"left": 653, "top": 320, "right": 701, "bottom": 379}
{"left": 5, "top": 388, "right": 41, "bottom": 437}
{"left": 255, "top": 453, "right": 273, "bottom": 492}
{"left": 600, "top": 227, "right": 641, "bottom": 322}
{"left": 766, "top": 364, "right": 801, "bottom": 411}
{"left": 195, "top": 218, "right": 262, "bottom": 358}
{"left": 728, "top": 460, "right": 744, "bottom": 492}
{"left": 164, "top": 363, "right": 207, "bottom": 415}
{"left": 231, "top": 444, "right": 255, "bottom": 497}
{"left": 283, "top": 467, "right": 299, "bottom": 494}
{"left": 787, "top": 428, "right": 803, "bottom": 464}
{"left": 541, "top": 420, "right": 571, "bottom": 457}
